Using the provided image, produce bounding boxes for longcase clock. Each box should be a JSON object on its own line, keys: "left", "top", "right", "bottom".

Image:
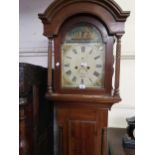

{"left": 39, "top": 0, "right": 130, "bottom": 155}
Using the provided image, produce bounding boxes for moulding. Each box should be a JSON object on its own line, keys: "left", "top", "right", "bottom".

{"left": 39, "top": 0, "right": 130, "bottom": 23}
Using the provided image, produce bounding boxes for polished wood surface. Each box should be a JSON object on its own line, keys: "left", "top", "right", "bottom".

{"left": 39, "top": 1, "right": 130, "bottom": 155}
{"left": 19, "top": 63, "right": 53, "bottom": 155}
{"left": 56, "top": 105, "right": 108, "bottom": 155}
{"left": 39, "top": 0, "right": 130, "bottom": 37}
{"left": 114, "top": 35, "right": 122, "bottom": 96}
{"left": 108, "top": 128, "right": 135, "bottom": 155}
{"left": 46, "top": 93, "right": 121, "bottom": 109}
{"left": 47, "top": 38, "right": 53, "bottom": 93}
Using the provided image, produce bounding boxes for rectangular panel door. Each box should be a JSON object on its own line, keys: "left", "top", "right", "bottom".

{"left": 57, "top": 106, "right": 108, "bottom": 155}
{"left": 69, "top": 120, "right": 97, "bottom": 155}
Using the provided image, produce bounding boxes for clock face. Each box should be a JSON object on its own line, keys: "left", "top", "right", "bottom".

{"left": 61, "top": 24, "right": 105, "bottom": 89}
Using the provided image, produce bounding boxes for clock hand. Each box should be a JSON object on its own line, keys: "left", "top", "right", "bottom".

{"left": 80, "top": 62, "right": 88, "bottom": 73}
{"left": 80, "top": 62, "right": 87, "bottom": 68}
{"left": 79, "top": 62, "right": 91, "bottom": 72}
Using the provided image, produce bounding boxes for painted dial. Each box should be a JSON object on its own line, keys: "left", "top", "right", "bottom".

{"left": 61, "top": 43, "right": 105, "bottom": 89}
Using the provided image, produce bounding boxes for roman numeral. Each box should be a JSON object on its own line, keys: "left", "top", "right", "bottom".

{"left": 89, "top": 49, "right": 93, "bottom": 55}
{"left": 89, "top": 78, "right": 93, "bottom": 83}
{"left": 94, "top": 55, "right": 100, "bottom": 60}
{"left": 96, "top": 64, "right": 102, "bottom": 68}
{"left": 72, "top": 76, "right": 77, "bottom": 82}
{"left": 64, "top": 63, "right": 70, "bottom": 67}
{"left": 93, "top": 71, "right": 100, "bottom": 77}
{"left": 66, "top": 56, "right": 72, "bottom": 59}
{"left": 81, "top": 46, "right": 85, "bottom": 52}
{"left": 79, "top": 79, "right": 86, "bottom": 89}
{"left": 66, "top": 70, "right": 72, "bottom": 76}
{"left": 72, "top": 49, "right": 78, "bottom": 54}
{"left": 81, "top": 79, "right": 84, "bottom": 84}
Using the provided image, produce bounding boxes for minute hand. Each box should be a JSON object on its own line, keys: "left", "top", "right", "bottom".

{"left": 80, "top": 62, "right": 89, "bottom": 72}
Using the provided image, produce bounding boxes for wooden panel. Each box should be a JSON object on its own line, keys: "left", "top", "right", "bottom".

{"left": 56, "top": 106, "right": 108, "bottom": 155}
{"left": 69, "top": 120, "right": 97, "bottom": 155}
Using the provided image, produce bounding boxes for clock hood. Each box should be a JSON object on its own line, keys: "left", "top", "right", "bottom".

{"left": 39, "top": 0, "right": 130, "bottom": 37}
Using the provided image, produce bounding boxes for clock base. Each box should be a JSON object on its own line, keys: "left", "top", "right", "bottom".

{"left": 54, "top": 103, "right": 109, "bottom": 155}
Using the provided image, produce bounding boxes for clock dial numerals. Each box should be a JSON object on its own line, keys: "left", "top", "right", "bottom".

{"left": 66, "top": 70, "right": 72, "bottom": 76}
{"left": 81, "top": 79, "right": 84, "bottom": 84}
{"left": 93, "top": 71, "right": 100, "bottom": 77}
{"left": 89, "top": 49, "right": 93, "bottom": 55}
{"left": 66, "top": 56, "right": 72, "bottom": 59}
{"left": 96, "top": 64, "right": 102, "bottom": 68}
{"left": 89, "top": 78, "right": 93, "bottom": 83}
{"left": 81, "top": 46, "right": 85, "bottom": 52}
{"left": 79, "top": 78, "right": 85, "bottom": 89}
{"left": 64, "top": 63, "right": 70, "bottom": 67}
{"left": 72, "top": 76, "right": 77, "bottom": 82}
{"left": 94, "top": 55, "right": 100, "bottom": 60}
{"left": 62, "top": 43, "right": 105, "bottom": 88}
{"left": 72, "top": 49, "right": 78, "bottom": 54}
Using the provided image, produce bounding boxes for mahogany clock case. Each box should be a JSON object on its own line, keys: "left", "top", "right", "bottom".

{"left": 38, "top": 1, "right": 130, "bottom": 155}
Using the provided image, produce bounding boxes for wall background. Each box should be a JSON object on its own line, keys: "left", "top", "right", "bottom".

{"left": 19, "top": 0, "right": 135, "bottom": 128}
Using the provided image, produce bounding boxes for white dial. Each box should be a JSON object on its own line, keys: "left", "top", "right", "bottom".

{"left": 61, "top": 43, "right": 105, "bottom": 89}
